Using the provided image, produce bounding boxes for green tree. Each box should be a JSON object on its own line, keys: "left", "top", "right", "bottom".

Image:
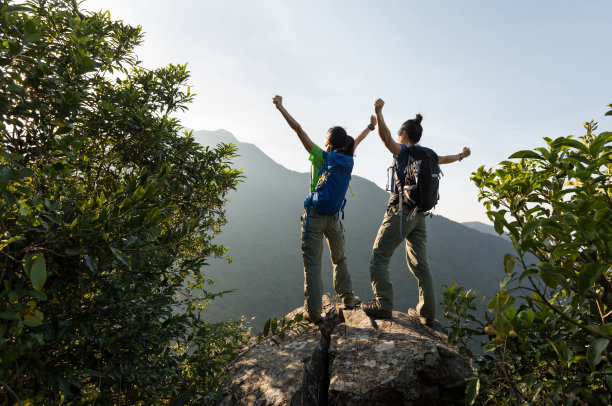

{"left": 1, "top": 1, "right": 248, "bottom": 403}
{"left": 444, "top": 105, "right": 612, "bottom": 405}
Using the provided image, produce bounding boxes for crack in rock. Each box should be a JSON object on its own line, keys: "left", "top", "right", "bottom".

{"left": 293, "top": 314, "right": 335, "bottom": 405}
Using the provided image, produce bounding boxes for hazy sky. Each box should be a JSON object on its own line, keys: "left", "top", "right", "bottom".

{"left": 84, "top": 0, "right": 612, "bottom": 223}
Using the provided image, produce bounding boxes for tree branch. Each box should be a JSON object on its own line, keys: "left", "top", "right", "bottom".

{"left": 525, "top": 280, "right": 612, "bottom": 340}
{"left": 0, "top": 380, "right": 20, "bottom": 405}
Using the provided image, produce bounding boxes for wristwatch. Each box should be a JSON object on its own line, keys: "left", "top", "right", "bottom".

{"left": 368, "top": 124, "right": 375, "bottom": 131}
{"left": 459, "top": 153, "right": 465, "bottom": 161}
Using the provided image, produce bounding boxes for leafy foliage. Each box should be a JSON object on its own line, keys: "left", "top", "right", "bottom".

{"left": 259, "top": 312, "right": 307, "bottom": 345}
{"left": 1, "top": 1, "right": 248, "bottom": 403}
{"left": 444, "top": 108, "right": 612, "bottom": 405}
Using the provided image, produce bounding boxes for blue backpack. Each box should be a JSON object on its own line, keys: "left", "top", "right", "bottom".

{"left": 303, "top": 151, "right": 353, "bottom": 233}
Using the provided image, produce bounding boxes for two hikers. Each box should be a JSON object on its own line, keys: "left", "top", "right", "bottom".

{"left": 272, "top": 95, "right": 376, "bottom": 324}
{"left": 273, "top": 95, "right": 471, "bottom": 326}
{"left": 360, "top": 98, "right": 471, "bottom": 327}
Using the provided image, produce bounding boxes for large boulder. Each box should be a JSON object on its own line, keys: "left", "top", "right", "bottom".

{"left": 329, "top": 309, "right": 470, "bottom": 405}
{"left": 221, "top": 295, "right": 470, "bottom": 405}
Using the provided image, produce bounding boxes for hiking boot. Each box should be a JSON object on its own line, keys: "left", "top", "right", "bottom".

{"left": 342, "top": 295, "right": 362, "bottom": 310}
{"left": 361, "top": 299, "right": 392, "bottom": 319}
{"left": 304, "top": 312, "right": 323, "bottom": 325}
{"left": 408, "top": 308, "right": 446, "bottom": 334}
{"left": 408, "top": 307, "right": 428, "bottom": 323}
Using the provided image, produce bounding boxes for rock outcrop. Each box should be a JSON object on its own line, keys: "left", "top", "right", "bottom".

{"left": 221, "top": 295, "right": 470, "bottom": 405}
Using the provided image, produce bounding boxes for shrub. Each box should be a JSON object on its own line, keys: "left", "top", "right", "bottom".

{"left": 445, "top": 105, "right": 612, "bottom": 405}
{"left": 1, "top": 1, "right": 248, "bottom": 403}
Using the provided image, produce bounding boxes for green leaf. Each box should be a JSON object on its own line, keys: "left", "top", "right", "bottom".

{"left": 65, "top": 246, "right": 85, "bottom": 256}
{"left": 493, "top": 220, "right": 504, "bottom": 235}
{"left": 17, "top": 167, "right": 34, "bottom": 178}
{"left": 23, "top": 310, "right": 44, "bottom": 327}
{"left": 547, "top": 339, "right": 561, "bottom": 359}
{"left": 58, "top": 376, "right": 69, "bottom": 398}
{"left": 29, "top": 289, "right": 47, "bottom": 301}
{"left": 555, "top": 342, "right": 572, "bottom": 364}
{"left": 0, "top": 311, "right": 19, "bottom": 320}
{"left": 29, "top": 254, "right": 47, "bottom": 291}
{"left": 7, "top": 290, "right": 20, "bottom": 302}
{"left": 591, "top": 324, "right": 612, "bottom": 337}
{"left": 0, "top": 167, "right": 11, "bottom": 186}
{"left": 110, "top": 247, "right": 130, "bottom": 267}
{"left": 5, "top": 5, "right": 32, "bottom": 12}
{"left": 2, "top": 190, "right": 18, "bottom": 206}
{"left": 7, "top": 82, "right": 25, "bottom": 95}
{"left": 539, "top": 267, "right": 561, "bottom": 289}
{"left": 124, "top": 236, "right": 139, "bottom": 247}
{"left": 82, "top": 369, "right": 102, "bottom": 378}
{"left": 24, "top": 19, "right": 43, "bottom": 42}
{"left": 499, "top": 274, "right": 513, "bottom": 289}
{"left": 503, "top": 254, "right": 515, "bottom": 274}
{"left": 587, "top": 338, "right": 609, "bottom": 370}
{"left": 508, "top": 150, "right": 542, "bottom": 160}
{"left": 465, "top": 373, "right": 480, "bottom": 406}
{"left": 521, "top": 219, "right": 540, "bottom": 242}
{"left": 271, "top": 318, "right": 278, "bottom": 334}
{"left": 488, "top": 292, "right": 515, "bottom": 314}
{"left": 590, "top": 133, "right": 609, "bottom": 156}
{"left": 133, "top": 186, "right": 146, "bottom": 201}
{"left": 84, "top": 255, "right": 98, "bottom": 273}
{"left": 578, "top": 263, "right": 607, "bottom": 298}
{"left": 7, "top": 40, "right": 21, "bottom": 56}
{"left": 23, "top": 253, "right": 34, "bottom": 277}
{"left": 263, "top": 319, "right": 270, "bottom": 337}
{"left": 551, "top": 137, "right": 587, "bottom": 152}
{"left": 519, "top": 268, "right": 538, "bottom": 282}
{"left": 525, "top": 308, "right": 535, "bottom": 328}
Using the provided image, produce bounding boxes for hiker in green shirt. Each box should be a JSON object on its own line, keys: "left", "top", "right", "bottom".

{"left": 273, "top": 95, "right": 376, "bottom": 324}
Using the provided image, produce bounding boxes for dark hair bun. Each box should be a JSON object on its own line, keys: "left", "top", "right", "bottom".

{"left": 414, "top": 114, "right": 423, "bottom": 124}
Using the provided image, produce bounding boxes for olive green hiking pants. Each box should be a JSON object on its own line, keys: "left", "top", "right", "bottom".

{"left": 301, "top": 209, "right": 355, "bottom": 319}
{"left": 369, "top": 205, "right": 436, "bottom": 321}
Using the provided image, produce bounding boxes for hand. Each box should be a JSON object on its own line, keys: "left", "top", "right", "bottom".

{"left": 374, "top": 98, "right": 384, "bottom": 113}
{"left": 272, "top": 95, "right": 283, "bottom": 108}
{"left": 462, "top": 147, "right": 471, "bottom": 158}
{"left": 370, "top": 115, "right": 377, "bottom": 126}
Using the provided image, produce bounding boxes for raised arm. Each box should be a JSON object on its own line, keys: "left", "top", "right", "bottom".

{"left": 374, "top": 98, "right": 402, "bottom": 156}
{"left": 353, "top": 115, "right": 377, "bottom": 152}
{"left": 272, "top": 95, "right": 314, "bottom": 153}
{"left": 438, "top": 147, "right": 471, "bottom": 164}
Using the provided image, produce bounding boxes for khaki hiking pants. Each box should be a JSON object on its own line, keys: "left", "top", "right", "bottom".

{"left": 301, "top": 209, "right": 355, "bottom": 319}
{"left": 369, "top": 204, "right": 436, "bottom": 321}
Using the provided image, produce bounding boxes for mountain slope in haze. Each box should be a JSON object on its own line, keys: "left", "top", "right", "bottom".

{"left": 463, "top": 221, "right": 511, "bottom": 240}
{"left": 195, "top": 129, "right": 512, "bottom": 324}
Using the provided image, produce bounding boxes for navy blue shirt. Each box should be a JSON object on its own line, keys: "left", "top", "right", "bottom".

{"left": 389, "top": 144, "right": 413, "bottom": 194}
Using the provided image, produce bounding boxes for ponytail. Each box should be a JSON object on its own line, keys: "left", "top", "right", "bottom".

{"left": 327, "top": 126, "right": 354, "bottom": 156}
{"left": 342, "top": 135, "right": 355, "bottom": 156}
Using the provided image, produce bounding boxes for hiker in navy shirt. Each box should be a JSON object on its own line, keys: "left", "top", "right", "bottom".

{"left": 273, "top": 95, "right": 375, "bottom": 324}
{"left": 362, "top": 98, "right": 471, "bottom": 329}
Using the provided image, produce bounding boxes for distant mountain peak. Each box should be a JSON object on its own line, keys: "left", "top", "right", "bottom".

{"left": 192, "top": 129, "right": 239, "bottom": 144}
{"left": 462, "top": 221, "right": 509, "bottom": 240}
